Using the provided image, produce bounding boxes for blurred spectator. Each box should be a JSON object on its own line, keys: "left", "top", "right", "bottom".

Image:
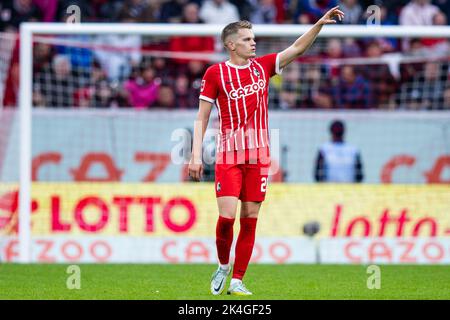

{"left": 250, "top": 0, "right": 277, "bottom": 24}
{"left": 358, "top": 41, "right": 397, "bottom": 108}
{"left": 322, "top": 39, "right": 344, "bottom": 79}
{"left": 277, "top": 62, "right": 300, "bottom": 108}
{"left": 400, "top": 61, "right": 447, "bottom": 109}
{"left": 442, "top": 85, "right": 450, "bottom": 109}
{"left": 433, "top": 0, "right": 450, "bottom": 22}
{"left": 34, "top": 54, "right": 76, "bottom": 107}
{"left": 313, "top": 86, "right": 334, "bottom": 108}
{"left": 341, "top": 38, "right": 362, "bottom": 57}
{"left": 152, "top": 57, "right": 176, "bottom": 81}
{"left": 160, "top": 0, "right": 189, "bottom": 23}
{"left": 169, "top": 3, "right": 215, "bottom": 64}
{"left": 273, "top": 0, "right": 288, "bottom": 23}
{"left": 294, "top": 0, "right": 337, "bottom": 24}
{"left": 152, "top": 57, "right": 170, "bottom": 80}
{"left": 199, "top": 0, "right": 240, "bottom": 24}
{"left": 325, "top": 38, "right": 344, "bottom": 59}
{"left": 322, "top": 38, "right": 361, "bottom": 80}
{"left": 33, "top": 42, "right": 53, "bottom": 74}
{"left": 74, "top": 61, "right": 124, "bottom": 108}
{"left": 73, "top": 86, "right": 93, "bottom": 108}
{"left": 117, "top": 0, "right": 159, "bottom": 23}
{"left": 87, "top": 0, "right": 123, "bottom": 22}
{"left": 92, "top": 79, "right": 118, "bottom": 108}
{"left": 230, "top": 0, "right": 254, "bottom": 21}
{"left": 297, "top": 64, "right": 323, "bottom": 108}
{"left": 399, "top": 39, "right": 428, "bottom": 93}
{"left": 185, "top": 60, "right": 208, "bottom": 91}
{"left": 0, "top": 0, "right": 43, "bottom": 32}
{"left": 123, "top": 64, "right": 160, "bottom": 109}
{"left": 314, "top": 120, "right": 364, "bottom": 183}
{"left": 32, "top": 89, "right": 46, "bottom": 107}
{"left": 156, "top": 84, "right": 176, "bottom": 108}
{"left": 338, "top": 0, "right": 362, "bottom": 24}
{"left": 174, "top": 74, "right": 198, "bottom": 108}
{"left": 3, "top": 61, "right": 19, "bottom": 107}
{"left": 160, "top": 0, "right": 203, "bottom": 23}
{"left": 94, "top": 15, "right": 142, "bottom": 82}
{"left": 382, "top": 0, "right": 411, "bottom": 16}
{"left": 178, "top": 1, "right": 203, "bottom": 23}
{"left": 331, "top": 65, "right": 372, "bottom": 108}
{"left": 324, "top": 38, "right": 362, "bottom": 59}
{"left": 279, "top": 85, "right": 299, "bottom": 109}
{"left": 33, "top": 0, "right": 57, "bottom": 22}
{"left": 55, "top": 36, "right": 94, "bottom": 73}
{"left": 421, "top": 11, "right": 450, "bottom": 56}
{"left": 400, "top": 0, "right": 440, "bottom": 25}
{"left": 405, "top": 38, "right": 429, "bottom": 56}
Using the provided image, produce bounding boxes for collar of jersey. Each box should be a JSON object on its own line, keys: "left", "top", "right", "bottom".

{"left": 225, "top": 60, "right": 251, "bottom": 69}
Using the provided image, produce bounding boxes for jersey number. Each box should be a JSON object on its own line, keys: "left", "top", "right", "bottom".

{"left": 261, "top": 177, "right": 267, "bottom": 193}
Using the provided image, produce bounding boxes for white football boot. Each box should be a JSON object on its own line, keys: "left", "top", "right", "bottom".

{"left": 227, "top": 280, "right": 253, "bottom": 296}
{"left": 210, "top": 265, "right": 231, "bottom": 295}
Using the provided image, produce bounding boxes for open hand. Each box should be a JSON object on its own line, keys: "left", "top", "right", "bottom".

{"left": 318, "top": 6, "right": 345, "bottom": 25}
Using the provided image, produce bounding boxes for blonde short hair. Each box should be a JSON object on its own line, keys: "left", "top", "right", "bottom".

{"left": 221, "top": 20, "right": 253, "bottom": 47}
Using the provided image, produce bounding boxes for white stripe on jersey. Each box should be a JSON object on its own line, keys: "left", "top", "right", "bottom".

{"left": 219, "top": 63, "right": 234, "bottom": 151}
{"left": 234, "top": 68, "right": 247, "bottom": 150}
{"left": 215, "top": 99, "right": 223, "bottom": 153}
{"left": 253, "top": 60, "right": 269, "bottom": 147}
{"left": 250, "top": 64, "right": 259, "bottom": 148}
{"left": 252, "top": 61, "right": 267, "bottom": 148}
{"left": 226, "top": 64, "right": 241, "bottom": 150}
{"left": 226, "top": 65, "right": 241, "bottom": 128}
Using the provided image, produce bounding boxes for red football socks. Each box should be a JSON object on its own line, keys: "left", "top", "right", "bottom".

{"left": 215, "top": 216, "right": 235, "bottom": 265}
{"left": 233, "top": 217, "right": 258, "bottom": 280}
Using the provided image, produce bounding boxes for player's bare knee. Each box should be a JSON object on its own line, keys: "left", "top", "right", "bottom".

{"left": 241, "top": 211, "right": 259, "bottom": 219}
{"left": 240, "top": 201, "right": 262, "bottom": 218}
{"left": 219, "top": 211, "right": 237, "bottom": 219}
{"left": 218, "top": 203, "right": 238, "bottom": 218}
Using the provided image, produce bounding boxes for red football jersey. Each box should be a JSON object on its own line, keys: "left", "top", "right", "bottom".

{"left": 199, "top": 53, "right": 282, "bottom": 152}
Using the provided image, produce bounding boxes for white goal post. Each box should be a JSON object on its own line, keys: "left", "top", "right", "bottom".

{"left": 17, "top": 23, "right": 450, "bottom": 263}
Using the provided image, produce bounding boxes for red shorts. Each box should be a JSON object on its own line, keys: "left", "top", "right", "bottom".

{"left": 215, "top": 147, "right": 271, "bottom": 202}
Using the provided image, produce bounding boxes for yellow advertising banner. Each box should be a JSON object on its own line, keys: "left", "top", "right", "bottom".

{"left": 0, "top": 183, "right": 449, "bottom": 237}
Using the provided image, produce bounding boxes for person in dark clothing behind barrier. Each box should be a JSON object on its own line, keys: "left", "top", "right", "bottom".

{"left": 314, "top": 120, "right": 364, "bottom": 182}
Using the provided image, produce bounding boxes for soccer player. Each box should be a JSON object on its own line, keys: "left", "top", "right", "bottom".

{"left": 188, "top": 7, "right": 344, "bottom": 296}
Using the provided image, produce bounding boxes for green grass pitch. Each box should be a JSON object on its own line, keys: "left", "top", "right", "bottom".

{"left": 0, "top": 264, "right": 449, "bottom": 300}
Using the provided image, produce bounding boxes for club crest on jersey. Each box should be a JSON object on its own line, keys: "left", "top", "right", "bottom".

{"left": 229, "top": 79, "right": 265, "bottom": 99}
{"left": 253, "top": 67, "right": 260, "bottom": 77}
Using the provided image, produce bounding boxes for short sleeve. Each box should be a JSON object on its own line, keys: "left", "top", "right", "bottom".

{"left": 255, "top": 53, "right": 283, "bottom": 78}
{"left": 199, "top": 65, "right": 219, "bottom": 104}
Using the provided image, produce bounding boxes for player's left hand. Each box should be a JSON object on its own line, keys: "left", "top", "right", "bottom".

{"left": 318, "top": 6, "right": 345, "bottom": 25}
{"left": 188, "top": 157, "right": 204, "bottom": 182}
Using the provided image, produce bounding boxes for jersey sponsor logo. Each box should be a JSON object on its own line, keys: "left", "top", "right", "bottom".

{"left": 229, "top": 80, "right": 265, "bottom": 99}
